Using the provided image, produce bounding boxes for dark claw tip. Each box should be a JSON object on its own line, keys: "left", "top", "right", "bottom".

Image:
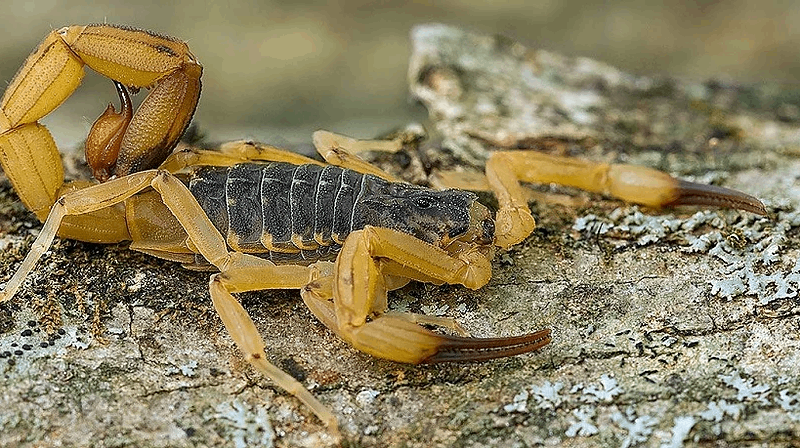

{"left": 422, "top": 328, "right": 552, "bottom": 363}
{"left": 669, "top": 180, "right": 768, "bottom": 216}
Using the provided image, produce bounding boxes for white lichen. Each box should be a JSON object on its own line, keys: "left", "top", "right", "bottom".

{"left": 213, "top": 400, "right": 275, "bottom": 448}
{"left": 573, "top": 214, "right": 612, "bottom": 236}
{"left": 573, "top": 373, "right": 624, "bottom": 403}
{"left": 698, "top": 399, "right": 743, "bottom": 422}
{"left": 65, "top": 326, "right": 90, "bottom": 350}
{"left": 659, "top": 416, "right": 696, "bottom": 448}
{"left": 573, "top": 208, "right": 691, "bottom": 246}
{"left": 165, "top": 359, "right": 198, "bottom": 377}
{"left": 504, "top": 381, "right": 565, "bottom": 413}
{"left": 529, "top": 381, "right": 565, "bottom": 410}
{"left": 565, "top": 406, "right": 599, "bottom": 437}
{"left": 355, "top": 388, "right": 380, "bottom": 407}
{"left": 611, "top": 407, "right": 658, "bottom": 448}
{"left": 776, "top": 390, "right": 800, "bottom": 422}
{"left": 573, "top": 206, "right": 800, "bottom": 306}
{"left": 180, "top": 360, "right": 198, "bottom": 377}
{"left": 419, "top": 303, "right": 449, "bottom": 316}
{"left": 503, "top": 389, "right": 529, "bottom": 413}
{"left": 719, "top": 371, "right": 771, "bottom": 404}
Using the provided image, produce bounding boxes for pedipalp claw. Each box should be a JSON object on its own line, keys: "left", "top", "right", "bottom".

{"left": 338, "top": 313, "right": 551, "bottom": 364}
{"left": 422, "top": 328, "right": 552, "bottom": 363}
{"left": 666, "top": 179, "right": 768, "bottom": 215}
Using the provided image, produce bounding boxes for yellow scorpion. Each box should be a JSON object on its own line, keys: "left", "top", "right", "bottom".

{"left": 0, "top": 24, "right": 766, "bottom": 436}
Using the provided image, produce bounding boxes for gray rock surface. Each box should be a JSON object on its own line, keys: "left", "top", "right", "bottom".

{"left": 1, "top": 23, "right": 799, "bottom": 447}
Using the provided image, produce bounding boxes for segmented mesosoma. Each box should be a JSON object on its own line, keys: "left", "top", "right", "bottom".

{"left": 187, "top": 161, "right": 482, "bottom": 265}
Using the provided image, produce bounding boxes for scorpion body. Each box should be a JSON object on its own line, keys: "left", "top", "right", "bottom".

{"left": 186, "top": 162, "right": 490, "bottom": 266}
{"left": 0, "top": 24, "right": 768, "bottom": 437}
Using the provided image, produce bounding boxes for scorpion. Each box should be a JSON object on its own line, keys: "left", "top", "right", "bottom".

{"left": 0, "top": 24, "right": 767, "bottom": 437}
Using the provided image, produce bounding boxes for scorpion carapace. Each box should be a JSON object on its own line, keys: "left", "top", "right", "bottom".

{"left": 186, "top": 162, "right": 493, "bottom": 266}
{"left": 0, "top": 24, "right": 769, "bottom": 437}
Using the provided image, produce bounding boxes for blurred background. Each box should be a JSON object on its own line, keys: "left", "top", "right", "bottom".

{"left": 1, "top": 0, "right": 798, "bottom": 150}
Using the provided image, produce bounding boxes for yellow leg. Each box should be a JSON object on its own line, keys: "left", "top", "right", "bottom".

{"left": 490, "top": 151, "right": 764, "bottom": 210}
{"left": 147, "top": 172, "right": 339, "bottom": 436}
{"left": 302, "top": 226, "right": 551, "bottom": 364}
{"left": 0, "top": 169, "right": 340, "bottom": 434}
{"left": 312, "top": 130, "right": 404, "bottom": 182}
{"left": 208, "top": 273, "right": 340, "bottom": 439}
{"left": 0, "top": 171, "right": 160, "bottom": 302}
{"left": 430, "top": 169, "right": 492, "bottom": 192}
{"left": 159, "top": 140, "right": 325, "bottom": 173}
{"left": 164, "top": 131, "right": 405, "bottom": 183}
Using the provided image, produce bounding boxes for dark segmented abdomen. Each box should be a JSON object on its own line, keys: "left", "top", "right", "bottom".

{"left": 290, "top": 164, "right": 322, "bottom": 248}
{"left": 331, "top": 168, "right": 364, "bottom": 245}
{"left": 187, "top": 162, "right": 377, "bottom": 265}
{"left": 260, "top": 163, "right": 297, "bottom": 252}
{"left": 227, "top": 163, "right": 265, "bottom": 251}
{"left": 313, "top": 165, "right": 342, "bottom": 246}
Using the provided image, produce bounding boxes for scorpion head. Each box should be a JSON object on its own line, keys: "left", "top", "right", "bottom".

{"left": 359, "top": 181, "right": 496, "bottom": 250}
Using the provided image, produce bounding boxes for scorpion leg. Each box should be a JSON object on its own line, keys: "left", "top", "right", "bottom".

{"left": 147, "top": 172, "right": 340, "bottom": 435}
{"left": 0, "top": 171, "right": 160, "bottom": 302}
{"left": 430, "top": 170, "right": 585, "bottom": 208}
{"left": 162, "top": 131, "right": 404, "bottom": 182}
{"left": 302, "top": 267, "right": 471, "bottom": 338}
{"left": 312, "top": 130, "right": 403, "bottom": 182}
{"left": 0, "top": 170, "right": 339, "bottom": 434}
{"left": 159, "top": 141, "right": 324, "bottom": 173}
{"left": 208, "top": 273, "right": 340, "bottom": 438}
{"left": 304, "top": 226, "right": 551, "bottom": 364}
{"left": 430, "top": 170, "right": 492, "bottom": 192}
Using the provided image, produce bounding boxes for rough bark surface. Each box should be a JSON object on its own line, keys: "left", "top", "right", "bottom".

{"left": 2, "top": 23, "right": 799, "bottom": 447}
